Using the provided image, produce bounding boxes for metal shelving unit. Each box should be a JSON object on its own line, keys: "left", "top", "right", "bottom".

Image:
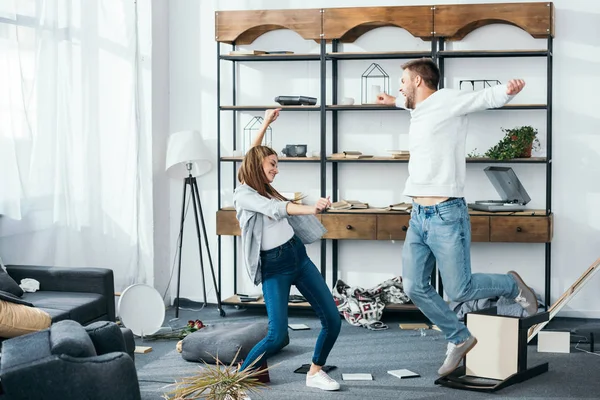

{"left": 215, "top": 4, "right": 554, "bottom": 315}
{"left": 435, "top": 37, "right": 554, "bottom": 305}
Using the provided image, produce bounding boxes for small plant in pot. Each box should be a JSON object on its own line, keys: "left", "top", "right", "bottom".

{"left": 484, "top": 125, "right": 540, "bottom": 161}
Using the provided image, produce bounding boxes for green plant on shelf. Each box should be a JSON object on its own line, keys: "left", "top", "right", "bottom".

{"left": 484, "top": 125, "right": 540, "bottom": 160}
{"left": 467, "top": 148, "right": 483, "bottom": 158}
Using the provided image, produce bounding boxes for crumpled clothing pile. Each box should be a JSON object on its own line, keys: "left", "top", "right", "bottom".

{"left": 332, "top": 276, "right": 411, "bottom": 331}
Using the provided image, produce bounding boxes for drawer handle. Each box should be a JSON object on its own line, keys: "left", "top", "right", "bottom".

{"left": 516, "top": 227, "right": 522, "bottom": 232}
{"left": 402, "top": 225, "right": 408, "bottom": 232}
{"left": 346, "top": 225, "right": 352, "bottom": 230}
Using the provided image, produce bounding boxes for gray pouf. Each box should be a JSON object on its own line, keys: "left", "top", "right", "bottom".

{"left": 181, "top": 321, "right": 288, "bottom": 365}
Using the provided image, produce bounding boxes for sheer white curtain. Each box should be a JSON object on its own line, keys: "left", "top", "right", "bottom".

{"left": 0, "top": 0, "right": 152, "bottom": 290}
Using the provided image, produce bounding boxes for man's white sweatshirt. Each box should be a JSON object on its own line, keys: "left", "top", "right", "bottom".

{"left": 396, "top": 85, "right": 514, "bottom": 198}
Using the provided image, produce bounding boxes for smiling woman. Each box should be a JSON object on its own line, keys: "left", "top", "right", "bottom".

{"left": 230, "top": 109, "right": 342, "bottom": 391}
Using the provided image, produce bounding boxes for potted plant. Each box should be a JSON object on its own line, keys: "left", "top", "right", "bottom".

{"left": 484, "top": 125, "right": 540, "bottom": 160}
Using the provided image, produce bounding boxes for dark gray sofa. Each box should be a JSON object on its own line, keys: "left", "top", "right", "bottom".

{"left": 0, "top": 319, "right": 141, "bottom": 400}
{"left": 5, "top": 265, "right": 116, "bottom": 324}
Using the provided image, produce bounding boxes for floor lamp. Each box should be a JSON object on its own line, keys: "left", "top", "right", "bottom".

{"left": 165, "top": 130, "right": 224, "bottom": 318}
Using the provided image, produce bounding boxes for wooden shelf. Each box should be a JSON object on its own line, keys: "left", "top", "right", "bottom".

{"left": 327, "top": 156, "right": 546, "bottom": 163}
{"left": 497, "top": 104, "right": 547, "bottom": 110}
{"left": 326, "top": 51, "right": 432, "bottom": 60}
{"left": 215, "top": 9, "right": 322, "bottom": 44}
{"left": 220, "top": 53, "right": 320, "bottom": 62}
{"left": 326, "top": 104, "right": 403, "bottom": 111}
{"left": 222, "top": 295, "right": 419, "bottom": 312}
{"left": 222, "top": 295, "right": 311, "bottom": 309}
{"left": 386, "top": 303, "right": 420, "bottom": 312}
{"left": 221, "top": 156, "right": 320, "bottom": 162}
{"left": 323, "top": 6, "right": 434, "bottom": 41}
{"left": 466, "top": 157, "right": 547, "bottom": 163}
{"left": 433, "top": 3, "right": 555, "bottom": 40}
{"left": 220, "top": 105, "right": 320, "bottom": 111}
{"left": 438, "top": 49, "right": 549, "bottom": 58}
{"left": 325, "top": 104, "right": 546, "bottom": 111}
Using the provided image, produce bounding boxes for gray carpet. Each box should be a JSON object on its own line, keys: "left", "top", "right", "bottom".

{"left": 135, "top": 305, "right": 600, "bottom": 400}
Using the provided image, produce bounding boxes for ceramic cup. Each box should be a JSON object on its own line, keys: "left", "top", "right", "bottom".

{"left": 341, "top": 97, "right": 355, "bottom": 105}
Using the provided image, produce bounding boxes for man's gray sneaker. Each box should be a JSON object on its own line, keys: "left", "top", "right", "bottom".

{"left": 509, "top": 270, "right": 538, "bottom": 316}
{"left": 438, "top": 336, "right": 478, "bottom": 376}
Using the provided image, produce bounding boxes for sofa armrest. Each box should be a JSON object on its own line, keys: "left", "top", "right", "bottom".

{"left": 1, "top": 352, "right": 141, "bottom": 400}
{"left": 6, "top": 265, "right": 115, "bottom": 322}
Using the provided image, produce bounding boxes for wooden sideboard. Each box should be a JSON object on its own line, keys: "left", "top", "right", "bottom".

{"left": 216, "top": 208, "right": 553, "bottom": 243}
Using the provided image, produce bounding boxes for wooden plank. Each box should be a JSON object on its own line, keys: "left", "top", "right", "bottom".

{"left": 528, "top": 257, "right": 600, "bottom": 342}
{"left": 135, "top": 346, "right": 153, "bottom": 354}
{"left": 490, "top": 216, "right": 551, "bottom": 243}
{"left": 321, "top": 214, "right": 377, "bottom": 240}
{"left": 471, "top": 216, "right": 490, "bottom": 242}
{"left": 323, "top": 6, "right": 433, "bottom": 41}
{"left": 377, "top": 214, "right": 411, "bottom": 240}
{"left": 434, "top": 2, "right": 554, "bottom": 40}
{"left": 216, "top": 209, "right": 240, "bottom": 236}
{"left": 215, "top": 9, "right": 322, "bottom": 44}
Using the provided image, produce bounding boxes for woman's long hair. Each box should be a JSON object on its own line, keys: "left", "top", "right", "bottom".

{"left": 238, "top": 146, "right": 292, "bottom": 201}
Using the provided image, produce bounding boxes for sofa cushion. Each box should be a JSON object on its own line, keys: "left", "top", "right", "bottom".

{"left": 38, "top": 307, "right": 71, "bottom": 322}
{"left": 0, "top": 299, "right": 51, "bottom": 338}
{"left": 84, "top": 321, "right": 127, "bottom": 355}
{"left": 50, "top": 320, "right": 97, "bottom": 358}
{"left": 0, "top": 269, "right": 24, "bottom": 297}
{"left": 21, "top": 291, "right": 105, "bottom": 324}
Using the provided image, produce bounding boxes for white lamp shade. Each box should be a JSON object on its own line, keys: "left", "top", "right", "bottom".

{"left": 165, "top": 130, "right": 212, "bottom": 178}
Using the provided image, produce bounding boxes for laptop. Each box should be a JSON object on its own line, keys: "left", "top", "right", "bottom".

{"left": 468, "top": 167, "right": 531, "bottom": 212}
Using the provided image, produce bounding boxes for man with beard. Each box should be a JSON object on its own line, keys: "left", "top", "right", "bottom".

{"left": 376, "top": 58, "right": 538, "bottom": 376}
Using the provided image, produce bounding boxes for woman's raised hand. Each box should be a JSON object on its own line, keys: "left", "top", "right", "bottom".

{"left": 314, "top": 196, "right": 331, "bottom": 213}
{"left": 263, "top": 108, "right": 281, "bottom": 125}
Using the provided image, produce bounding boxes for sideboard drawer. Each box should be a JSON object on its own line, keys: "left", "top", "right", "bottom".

{"left": 470, "top": 216, "right": 490, "bottom": 242}
{"left": 216, "top": 209, "right": 240, "bottom": 236}
{"left": 377, "top": 214, "right": 410, "bottom": 240}
{"left": 322, "top": 214, "right": 376, "bottom": 240}
{"left": 490, "top": 216, "right": 552, "bottom": 243}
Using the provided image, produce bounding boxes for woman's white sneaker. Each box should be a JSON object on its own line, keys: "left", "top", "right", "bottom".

{"left": 306, "top": 370, "right": 340, "bottom": 391}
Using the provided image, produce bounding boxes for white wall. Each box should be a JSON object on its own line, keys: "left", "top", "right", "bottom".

{"left": 168, "top": 0, "right": 600, "bottom": 318}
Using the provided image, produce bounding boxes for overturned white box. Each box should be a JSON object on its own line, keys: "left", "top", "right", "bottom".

{"left": 436, "top": 307, "right": 550, "bottom": 392}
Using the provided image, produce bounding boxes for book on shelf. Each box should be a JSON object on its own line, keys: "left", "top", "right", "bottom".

{"left": 386, "top": 149, "right": 410, "bottom": 159}
{"left": 330, "top": 151, "right": 373, "bottom": 159}
{"left": 388, "top": 202, "right": 412, "bottom": 211}
{"left": 228, "top": 50, "right": 266, "bottom": 55}
{"left": 330, "top": 200, "right": 369, "bottom": 210}
{"left": 345, "top": 154, "right": 373, "bottom": 159}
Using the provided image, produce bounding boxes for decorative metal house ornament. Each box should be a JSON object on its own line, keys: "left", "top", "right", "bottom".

{"left": 243, "top": 116, "right": 271, "bottom": 155}
{"left": 459, "top": 79, "right": 502, "bottom": 91}
{"left": 361, "top": 63, "right": 390, "bottom": 104}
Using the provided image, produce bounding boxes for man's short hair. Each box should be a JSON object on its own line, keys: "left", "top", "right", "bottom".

{"left": 401, "top": 58, "right": 440, "bottom": 90}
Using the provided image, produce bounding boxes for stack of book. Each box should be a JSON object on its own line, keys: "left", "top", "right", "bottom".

{"left": 330, "top": 151, "right": 373, "bottom": 159}
{"left": 387, "top": 202, "right": 412, "bottom": 211}
{"left": 330, "top": 200, "right": 369, "bottom": 210}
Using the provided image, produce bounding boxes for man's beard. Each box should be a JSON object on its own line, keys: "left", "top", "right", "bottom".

{"left": 404, "top": 91, "right": 415, "bottom": 109}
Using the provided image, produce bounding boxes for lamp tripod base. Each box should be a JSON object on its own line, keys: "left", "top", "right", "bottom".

{"left": 175, "top": 174, "right": 225, "bottom": 318}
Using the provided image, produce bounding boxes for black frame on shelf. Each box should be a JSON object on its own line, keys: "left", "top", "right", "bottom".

{"left": 215, "top": 16, "right": 553, "bottom": 316}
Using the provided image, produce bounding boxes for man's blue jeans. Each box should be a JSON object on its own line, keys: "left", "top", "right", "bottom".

{"left": 402, "top": 198, "right": 519, "bottom": 344}
{"left": 240, "top": 236, "right": 341, "bottom": 371}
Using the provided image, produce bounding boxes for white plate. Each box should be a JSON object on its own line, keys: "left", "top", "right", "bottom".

{"left": 118, "top": 284, "right": 165, "bottom": 336}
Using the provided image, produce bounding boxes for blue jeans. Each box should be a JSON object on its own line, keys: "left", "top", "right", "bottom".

{"left": 402, "top": 198, "right": 519, "bottom": 344}
{"left": 240, "top": 236, "right": 341, "bottom": 370}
